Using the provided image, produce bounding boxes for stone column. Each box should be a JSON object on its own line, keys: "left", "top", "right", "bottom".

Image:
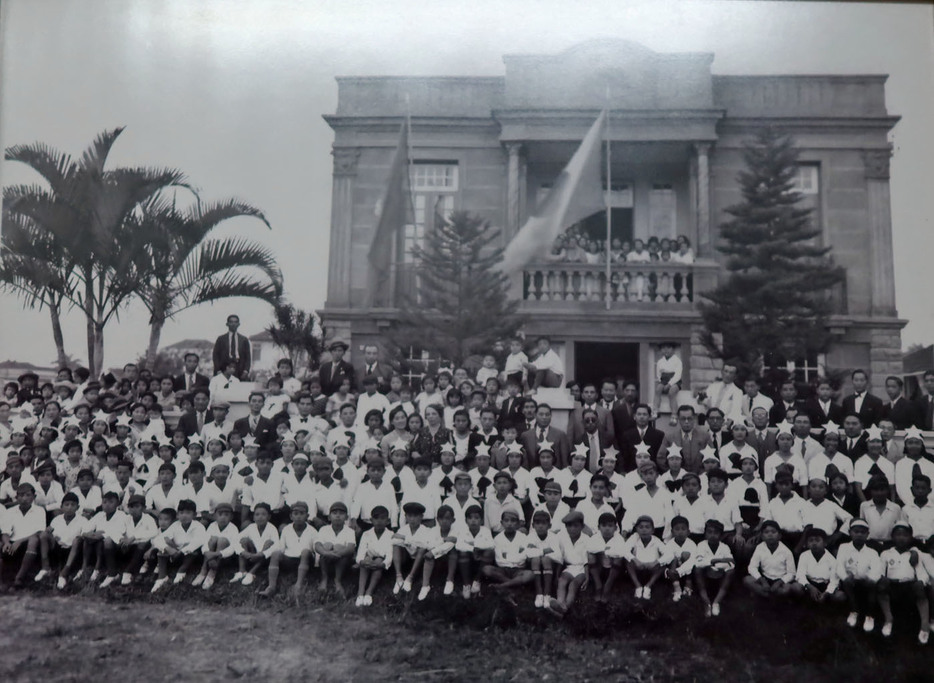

{"left": 326, "top": 147, "right": 360, "bottom": 308}
{"left": 506, "top": 143, "right": 524, "bottom": 240}
{"left": 863, "top": 148, "right": 897, "bottom": 317}
{"left": 693, "top": 143, "right": 711, "bottom": 257}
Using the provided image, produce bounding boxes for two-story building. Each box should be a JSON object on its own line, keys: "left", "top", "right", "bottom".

{"left": 319, "top": 40, "right": 905, "bottom": 400}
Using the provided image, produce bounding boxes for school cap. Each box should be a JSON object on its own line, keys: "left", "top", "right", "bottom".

{"left": 214, "top": 503, "right": 234, "bottom": 514}
{"left": 531, "top": 509, "right": 552, "bottom": 524}
{"left": 212, "top": 401, "right": 230, "bottom": 410}
{"left": 328, "top": 340, "right": 349, "bottom": 351}
{"left": 329, "top": 501, "right": 348, "bottom": 514}
{"left": 634, "top": 514, "right": 655, "bottom": 528}
{"left": 892, "top": 520, "right": 912, "bottom": 534}
{"left": 542, "top": 481, "right": 562, "bottom": 493}
{"left": 402, "top": 502, "right": 426, "bottom": 516}
{"left": 849, "top": 519, "right": 870, "bottom": 531}
{"left": 290, "top": 501, "right": 310, "bottom": 512}
{"left": 292, "top": 452, "right": 310, "bottom": 462}
{"left": 500, "top": 509, "right": 521, "bottom": 522}
{"left": 127, "top": 494, "right": 146, "bottom": 507}
{"left": 759, "top": 520, "right": 781, "bottom": 533}
{"left": 453, "top": 471, "right": 471, "bottom": 482}
{"left": 211, "top": 461, "right": 231, "bottom": 471}
{"left": 561, "top": 510, "right": 584, "bottom": 525}
{"left": 740, "top": 453, "right": 759, "bottom": 465}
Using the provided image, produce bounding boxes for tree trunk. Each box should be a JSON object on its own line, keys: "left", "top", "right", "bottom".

{"left": 145, "top": 317, "right": 165, "bottom": 370}
{"left": 84, "top": 271, "right": 96, "bottom": 375}
{"left": 49, "top": 303, "right": 68, "bottom": 369}
{"left": 93, "top": 321, "right": 105, "bottom": 380}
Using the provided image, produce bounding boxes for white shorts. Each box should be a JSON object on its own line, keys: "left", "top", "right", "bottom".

{"left": 563, "top": 564, "right": 586, "bottom": 578}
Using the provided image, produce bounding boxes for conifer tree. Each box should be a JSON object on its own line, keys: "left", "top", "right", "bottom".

{"left": 700, "top": 128, "right": 845, "bottom": 375}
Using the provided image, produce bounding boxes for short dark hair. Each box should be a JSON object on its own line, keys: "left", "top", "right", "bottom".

{"left": 851, "top": 369, "right": 868, "bottom": 380}
{"left": 885, "top": 375, "right": 903, "bottom": 388}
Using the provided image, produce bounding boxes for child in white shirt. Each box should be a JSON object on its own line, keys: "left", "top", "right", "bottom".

{"left": 231, "top": 502, "right": 279, "bottom": 588}
{"left": 791, "top": 527, "right": 844, "bottom": 605}
{"left": 743, "top": 520, "right": 794, "bottom": 599}
{"left": 258, "top": 501, "right": 316, "bottom": 598}
{"left": 693, "top": 519, "right": 736, "bottom": 617}
{"left": 355, "top": 505, "right": 394, "bottom": 606}
{"left": 624, "top": 515, "right": 671, "bottom": 601}
{"left": 194, "top": 503, "right": 240, "bottom": 590}
{"left": 314, "top": 501, "right": 356, "bottom": 597}
{"left": 878, "top": 521, "right": 929, "bottom": 643}
{"left": 665, "top": 515, "right": 698, "bottom": 602}
{"left": 586, "top": 512, "right": 627, "bottom": 603}
{"left": 836, "top": 518, "right": 883, "bottom": 632}
{"left": 151, "top": 498, "right": 206, "bottom": 592}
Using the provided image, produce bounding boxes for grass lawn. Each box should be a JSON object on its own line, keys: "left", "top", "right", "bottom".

{"left": 0, "top": 569, "right": 930, "bottom": 682}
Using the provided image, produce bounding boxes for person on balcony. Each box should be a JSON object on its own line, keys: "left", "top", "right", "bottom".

{"left": 626, "top": 240, "right": 651, "bottom": 301}
{"left": 523, "top": 337, "right": 565, "bottom": 392}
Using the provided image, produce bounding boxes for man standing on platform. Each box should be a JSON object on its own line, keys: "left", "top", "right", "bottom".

{"left": 211, "top": 315, "right": 251, "bottom": 379}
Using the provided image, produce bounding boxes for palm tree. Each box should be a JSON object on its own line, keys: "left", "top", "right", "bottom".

{"left": 4, "top": 128, "right": 190, "bottom": 376}
{"left": 133, "top": 195, "right": 284, "bottom": 369}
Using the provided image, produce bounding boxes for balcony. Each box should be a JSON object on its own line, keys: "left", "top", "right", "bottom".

{"left": 519, "top": 261, "right": 721, "bottom": 310}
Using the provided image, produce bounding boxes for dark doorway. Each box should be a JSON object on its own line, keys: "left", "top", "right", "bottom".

{"left": 575, "top": 342, "right": 639, "bottom": 391}
{"left": 578, "top": 208, "right": 633, "bottom": 246}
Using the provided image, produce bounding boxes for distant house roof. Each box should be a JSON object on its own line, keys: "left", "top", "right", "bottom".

{"left": 0, "top": 360, "right": 50, "bottom": 371}
{"left": 249, "top": 330, "right": 275, "bottom": 342}
{"left": 163, "top": 339, "right": 213, "bottom": 350}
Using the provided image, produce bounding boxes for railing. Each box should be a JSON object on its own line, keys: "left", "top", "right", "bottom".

{"left": 522, "top": 262, "right": 698, "bottom": 304}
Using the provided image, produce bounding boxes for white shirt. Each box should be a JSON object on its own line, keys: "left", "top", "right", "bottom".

{"left": 88, "top": 509, "right": 131, "bottom": 542}
{"left": 71, "top": 485, "right": 103, "bottom": 516}
{"left": 693, "top": 540, "right": 735, "bottom": 570}
{"left": 316, "top": 524, "right": 357, "bottom": 551}
{"left": 530, "top": 349, "right": 565, "bottom": 378}
{"left": 145, "top": 483, "right": 184, "bottom": 514}
{"left": 621, "top": 486, "right": 671, "bottom": 532}
{"left": 281, "top": 472, "right": 317, "bottom": 510}
{"left": 453, "top": 523, "right": 495, "bottom": 553}
{"left": 504, "top": 351, "right": 529, "bottom": 378}
{"left": 493, "top": 530, "right": 531, "bottom": 568}
{"left": 702, "top": 381, "right": 744, "bottom": 425}
{"left": 532, "top": 502, "right": 572, "bottom": 534}
{"left": 483, "top": 493, "right": 525, "bottom": 533}
{"left": 392, "top": 523, "right": 436, "bottom": 554}
{"left": 278, "top": 523, "right": 317, "bottom": 558}
{"left": 575, "top": 498, "right": 616, "bottom": 532}
{"left": 356, "top": 527, "right": 394, "bottom": 568}
{"left": 623, "top": 534, "right": 671, "bottom": 564}
{"left": 672, "top": 495, "right": 708, "bottom": 535}
{"left": 796, "top": 550, "right": 839, "bottom": 591}
{"left": 902, "top": 499, "right": 934, "bottom": 540}
{"left": 701, "top": 495, "right": 743, "bottom": 530}
{"left": 202, "top": 521, "right": 241, "bottom": 558}
{"left": 124, "top": 514, "right": 159, "bottom": 544}
{"left": 763, "top": 453, "right": 808, "bottom": 486}
{"left": 162, "top": 519, "right": 208, "bottom": 554}
{"left": 748, "top": 542, "right": 796, "bottom": 582}
{"left": 354, "top": 392, "right": 392, "bottom": 427}
{"left": 239, "top": 522, "right": 280, "bottom": 558}
{"left": 836, "top": 542, "right": 882, "bottom": 582}
{"left": 853, "top": 455, "right": 895, "bottom": 491}
{"left": 894, "top": 457, "right": 934, "bottom": 505}
{"left": 801, "top": 499, "right": 852, "bottom": 536}
{"left": 664, "top": 537, "right": 698, "bottom": 576}
{"left": 351, "top": 480, "right": 399, "bottom": 526}
{"left": 34, "top": 480, "right": 65, "bottom": 512}
{"left": 242, "top": 472, "right": 285, "bottom": 511}
{"left": 880, "top": 547, "right": 922, "bottom": 582}
{"left": 49, "top": 514, "right": 87, "bottom": 547}
{"left": 655, "top": 354, "right": 683, "bottom": 386}
{"left": 552, "top": 528, "right": 591, "bottom": 568}
{"left": 1, "top": 504, "right": 46, "bottom": 542}
{"left": 763, "top": 493, "right": 807, "bottom": 533}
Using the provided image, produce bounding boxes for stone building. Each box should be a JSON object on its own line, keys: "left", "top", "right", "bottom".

{"left": 319, "top": 40, "right": 904, "bottom": 399}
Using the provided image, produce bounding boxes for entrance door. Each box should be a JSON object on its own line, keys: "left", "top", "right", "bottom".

{"left": 574, "top": 342, "right": 639, "bottom": 390}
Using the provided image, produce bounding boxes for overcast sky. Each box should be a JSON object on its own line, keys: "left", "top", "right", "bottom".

{"left": 1, "top": 0, "right": 932, "bottom": 368}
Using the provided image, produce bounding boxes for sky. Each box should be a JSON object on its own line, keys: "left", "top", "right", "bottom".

{"left": 1, "top": 0, "right": 932, "bottom": 368}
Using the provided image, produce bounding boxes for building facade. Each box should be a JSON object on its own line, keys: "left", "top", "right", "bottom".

{"left": 319, "top": 40, "right": 905, "bottom": 399}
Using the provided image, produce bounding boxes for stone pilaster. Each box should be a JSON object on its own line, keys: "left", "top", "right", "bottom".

{"left": 869, "top": 328, "right": 903, "bottom": 380}
{"left": 505, "top": 143, "right": 524, "bottom": 240}
{"left": 863, "top": 148, "right": 897, "bottom": 316}
{"left": 693, "top": 143, "right": 711, "bottom": 257}
{"left": 326, "top": 148, "right": 360, "bottom": 308}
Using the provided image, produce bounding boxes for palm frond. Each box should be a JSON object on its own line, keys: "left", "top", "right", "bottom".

{"left": 78, "top": 127, "right": 126, "bottom": 177}
{"left": 5, "top": 142, "right": 78, "bottom": 194}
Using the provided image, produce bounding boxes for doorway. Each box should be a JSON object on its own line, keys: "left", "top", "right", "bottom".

{"left": 574, "top": 342, "right": 639, "bottom": 391}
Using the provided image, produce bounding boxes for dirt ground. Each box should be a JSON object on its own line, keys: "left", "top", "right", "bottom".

{"left": 0, "top": 578, "right": 931, "bottom": 682}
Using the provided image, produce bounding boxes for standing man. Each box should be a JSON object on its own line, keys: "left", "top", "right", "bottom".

{"left": 356, "top": 344, "right": 393, "bottom": 394}
{"left": 618, "top": 404, "right": 666, "bottom": 473}
{"left": 659, "top": 405, "right": 709, "bottom": 474}
{"left": 913, "top": 369, "right": 934, "bottom": 432}
{"left": 519, "top": 403, "right": 570, "bottom": 469}
{"left": 881, "top": 376, "right": 919, "bottom": 430}
{"left": 841, "top": 369, "right": 885, "bottom": 428}
{"left": 697, "top": 363, "right": 743, "bottom": 428}
{"left": 611, "top": 381, "right": 639, "bottom": 437}
{"left": 769, "top": 380, "right": 806, "bottom": 427}
{"left": 174, "top": 353, "right": 210, "bottom": 393}
{"left": 211, "top": 315, "right": 251, "bottom": 379}
{"left": 740, "top": 378, "right": 773, "bottom": 426}
{"left": 567, "top": 383, "right": 614, "bottom": 446}
{"left": 319, "top": 341, "right": 355, "bottom": 396}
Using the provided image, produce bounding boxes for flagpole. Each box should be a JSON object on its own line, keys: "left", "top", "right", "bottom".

{"left": 604, "top": 89, "right": 612, "bottom": 310}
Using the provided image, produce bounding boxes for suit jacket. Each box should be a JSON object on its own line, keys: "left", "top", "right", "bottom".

{"left": 839, "top": 434, "right": 868, "bottom": 461}
{"left": 610, "top": 401, "right": 637, "bottom": 443}
{"left": 498, "top": 396, "right": 525, "bottom": 430}
{"left": 356, "top": 362, "right": 394, "bottom": 394}
{"left": 804, "top": 398, "right": 845, "bottom": 428}
{"left": 319, "top": 360, "right": 356, "bottom": 396}
{"left": 567, "top": 405, "right": 614, "bottom": 447}
{"left": 659, "top": 426, "right": 710, "bottom": 475}
{"left": 519, "top": 425, "right": 570, "bottom": 470}
{"left": 882, "top": 397, "right": 919, "bottom": 430}
{"left": 212, "top": 332, "right": 252, "bottom": 377}
{"left": 914, "top": 394, "right": 934, "bottom": 432}
{"left": 748, "top": 428, "right": 778, "bottom": 477}
{"left": 177, "top": 409, "right": 210, "bottom": 438}
{"left": 571, "top": 431, "right": 615, "bottom": 473}
{"left": 841, "top": 393, "right": 885, "bottom": 428}
{"left": 233, "top": 414, "right": 277, "bottom": 447}
{"left": 769, "top": 400, "right": 806, "bottom": 427}
{"left": 707, "top": 429, "right": 734, "bottom": 457}
{"left": 173, "top": 372, "right": 210, "bottom": 393}
{"left": 619, "top": 426, "right": 665, "bottom": 473}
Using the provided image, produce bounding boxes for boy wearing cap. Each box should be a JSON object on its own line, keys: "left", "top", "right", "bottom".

{"left": 455, "top": 504, "right": 495, "bottom": 599}
{"left": 232, "top": 501, "right": 279, "bottom": 588}
{"left": 84, "top": 490, "right": 131, "bottom": 586}
{"left": 281, "top": 452, "right": 317, "bottom": 515}
{"left": 762, "top": 472, "right": 807, "bottom": 553}
{"left": 151, "top": 498, "right": 207, "bottom": 592}
{"left": 34, "top": 462, "right": 65, "bottom": 520}
{"left": 0, "top": 483, "right": 45, "bottom": 587}
{"left": 693, "top": 519, "right": 735, "bottom": 617}
{"left": 315, "top": 501, "right": 356, "bottom": 597}
{"left": 392, "top": 501, "right": 434, "bottom": 599}
{"left": 836, "top": 518, "right": 883, "bottom": 632}
{"left": 801, "top": 477, "right": 852, "bottom": 552}
{"left": 355, "top": 505, "right": 394, "bottom": 606}
{"left": 259, "top": 501, "right": 316, "bottom": 598}
{"left": 878, "top": 521, "right": 929, "bottom": 642}
{"left": 482, "top": 509, "right": 535, "bottom": 599}
{"left": 791, "top": 528, "right": 844, "bottom": 604}
{"left": 43, "top": 491, "right": 86, "bottom": 588}
{"left": 351, "top": 457, "right": 399, "bottom": 533}
{"left": 442, "top": 471, "right": 482, "bottom": 528}
{"left": 744, "top": 520, "right": 794, "bottom": 598}
{"left": 547, "top": 510, "right": 590, "bottom": 616}
{"left": 194, "top": 502, "right": 240, "bottom": 590}
{"left": 424, "top": 505, "right": 461, "bottom": 597}
{"left": 621, "top": 462, "right": 670, "bottom": 538}
{"left": 71, "top": 467, "right": 102, "bottom": 519}
{"left": 484, "top": 471, "right": 525, "bottom": 533}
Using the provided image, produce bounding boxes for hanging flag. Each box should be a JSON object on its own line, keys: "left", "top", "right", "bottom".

{"left": 368, "top": 120, "right": 411, "bottom": 306}
{"left": 498, "top": 110, "right": 607, "bottom": 274}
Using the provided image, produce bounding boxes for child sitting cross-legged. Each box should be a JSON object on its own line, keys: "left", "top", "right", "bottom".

{"left": 743, "top": 520, "right": 795, "bottom": 599}
{"left": 481, "top": 509, "right": 536, "bottom": 603}
{"left": 355, "top": 505, "right": 394, "bottom": 607}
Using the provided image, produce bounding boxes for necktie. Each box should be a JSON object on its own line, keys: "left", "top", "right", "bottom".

{"left": 848, "top": 438, "right": 855, "bottom": 451}
{"left": 188, "top": 375, "right": 194, "bottom": 390}
{"left": 197, "top": 411, "right": 204, "bottom": 431}
{"left": 229, "top": 333, "right": 237, "bottom": 360}
{"left": 747, "top": 396, "right": 753, "bottom": 413}
{"left": 800, "top": 440, "right": 806, "bottom": 457}
{"left": 715, "top": 383, "right": 727, "bottom": 408}
{"left": 367, "top": 364, "right": 373, "bottom": 376}
{"left": 589, "top": 433, "right": 599, "bottom": 471}
{"left": 539, "top": 428, "right": 545, "bottom": 441}
{"left": 330, "top": 363, "right": 337, "bottom": 382}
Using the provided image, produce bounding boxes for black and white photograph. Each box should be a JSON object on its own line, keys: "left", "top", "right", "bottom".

{"left": 1, "top": 0, "right": 933, "bottom": 680}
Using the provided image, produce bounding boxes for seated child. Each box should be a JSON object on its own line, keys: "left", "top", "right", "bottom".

{"left": 455, "top": 504, "right": 494, "bottom": 599}
{"left": 801, "top": 477, "right": 852, "bottom": 553}
{"left": 259, "top": 501, "right": 316, "bottom": 599}
{"left": 791, "top": 527, "right": 845, "bottom": 604}
{"left": 664, "top": 515, "right": 697, "bottom": 601}
{"left": 351, "top": 457, "right": 399, "bottom": 533}
{"left": 0, "top": 482, "right": 45, "bottom": 587}
{"left": 762, "top": 471, "right": 807, "bottom": 553}
{"left": 878, "top": 521, "right": 929, "bottom": 643}
{"left": 41, "top": 491, "right": 87, "bottom": 589}
{"left": 151, "top": 498, "right": 207, "bottom": 592}
{"left": 672, "top": 473, "right": 706, "bottom": 543}
{"left": 623, "top": 514, "right": 670, "bottom": 600}
{"left": 484, "top": 471, "right": 524, "bottom": 533}
{"left": 859, "top": 475, "right": 901, "bottom": 552}
{"left": 587, "top": 511, "right": 627, "bottom": 603}
{"left": 533, "top": 481, "right": 571, "bottom": 534}
{"left": 481, "top": 509, "right": 535, "bottom": 601}
{"left": 576, "top": 474, "right": 615, "bottom": 534}
{"left": 546, "top": 510, "right": 590, "bottom": 616}
{"left": 743, "top": 520, "right": 794, "bottom": 599}
{"left": 829, "top": 471, "right": 861, "bottom": 518}
{"left": 314, "top": 501, "right": 357, "bottom": 597}
{"left": 194, "top": 502, "right": 240, "bottom": 591}
{"left": 392, "top": 502, "right": 434, "bottom": 599}
{"left": 84, "top": 490, "right": 131, "bottom": 587}
{"left": 526, "top": 509, "right": 560, "bottom": 607}
{"left": 621, "top": 462, "right": 670, "bottom": 537}
{"left": 355, "top": 505, "right": 394, "bottom": 606}
{"left": 423, "top": 505, "right": 460, "bottom": 597}
{"left": 231, "top": 501, "right": 279, "bottom": 588}
{"left": 693, "top": 519, "right": 736, "bottom": 617}
{"left": 836, "top": 518, "right": 883, "bottom": 632}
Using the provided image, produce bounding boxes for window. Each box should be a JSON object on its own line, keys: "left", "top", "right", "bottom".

{"left": 792, "top": 165, "right": 819, "bottom": 195}
{"left": 251, "top": 343, "right": 262, "bottom": 362}
{"left": 649, "top": 184, "right": 677, "bottom": 239}
{"left": 411, "top": 162, "right": 458, "bottom": 191}
{"left": 762, "top": 353, "right": 826, "bottom": 385}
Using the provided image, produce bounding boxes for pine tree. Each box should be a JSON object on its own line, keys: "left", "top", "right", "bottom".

{"left": 390, "top": 211, "right": 525, "bottom": 368}
{"left": 700, "top": 128, "right": 845, "bottom": 376}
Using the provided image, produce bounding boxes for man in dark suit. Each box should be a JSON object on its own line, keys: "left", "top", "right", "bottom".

{"left": 610, "top": 381, "right": 638, "bottom": 439}
{"left": 177, "top": 388, "right": 211, "bottom": 438}
{"left": 618, "top": 404, "right": 665, "bottom": 473}
{"left": 211, "top": 314, "right": 251, "bottom": 378}
{"left": 356, "top": 344, "right": 394, "bottom": 394}
{"left": 519, "top": 403, "right": 570, "bottom": 470}
{"left": 882, "top": 375, "right": 919, "bottom": 430}
{"left": 597, "top": 378, "right": 620, "bottom": 413}
{"left": 839, "top": 413, "right": 868, "bottom": 461}
{"left": 567, "top": 383, "right": 614, "bottom": 446}
{"left": 805, "top": 378, "right": 845, "bottom": 428}
{"left": 498, "top": 386, "right": 524, "bottom": 431}
{"left": 659, "top": 405, "right": 710, "bottom": 474}
{"left": 705, "top": 408, "right": 733, "bottom": 457}
{"left": 174, "top": 352, "right": 210, "bottom": 393}
{"left": 232, "top": 391, "right": 277, "bottom": 447}
{"left": 841, "top": 369, "right": 884, "bottom": 428}
{"left": 748, "top": 407, "right": 777, "bottom": 477}
{"left": 913, "top": 370, "right": 934, "bottom": 431}
{"left": 318, "top": 341, "right": 355, "bottom": 396}
{"left": 769, "top": 380, "right": 806, "bottom": 427}
{"left": 570, "top": 407, "right": 615, "bottom": 472}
